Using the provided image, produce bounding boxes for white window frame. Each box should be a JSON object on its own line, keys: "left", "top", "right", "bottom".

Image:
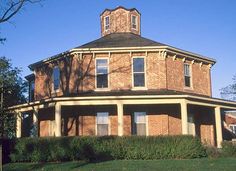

{"left": 184, "top": 63, "right": 193, "bottom": 89}
{"left": 96, "top": 112, "right": 110, "bottom": 136}
{"left": 95, "top": 57, "right": 110, "bottom": 91}
{"left": 229, "top": 124, "right": 236, "bottom": 135}
{"left": 104, "top": 16, "right": 110, "bottom": 31}
{"left": 134, "top": 112, "right": 148, "bottom": 136}
{"left": 131, "top": 15, "right": 137, "bottom": 30}
{"left": 132, "top": 56, "right": 147, "bottom": 90}
{"left": 52, "top": 66, "right": 60, "bottom": 93}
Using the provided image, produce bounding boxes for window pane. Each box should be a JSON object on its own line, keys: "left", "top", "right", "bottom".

{"left": 97, "top": 112, "right": 109, "bottom": 124}
{"left": 97, "top": 59, "right": 107, "bottom": 66}
{"left": 136, "top": 123, "right": 146, "bottom": 136}
{"left": 97, "top": 124, "right": 108, "bottom": 136}
{"left": 97, "top": 67, "right": 108, "bottom": 74}
{"left": 96, "top": 59, "right": 108, "bottom": 88}
{"left": 185, "top": 76, "right": 191, "bottom": 87}
{"left": 134, "top": 112, "right": 146, "bottom": 123}
{"left": 53, "top": 67, "right": 60, "bottom": 90}
{"left": 134, "top": 73, "right": 145, "bottom": 87}
{"left": 132, "top": 16, "right": 137, "bottom": 29}
{"left": 30, "top": 81, "right": 35, "bottom": 101}
{"left": 133, "top": 58, "right": 144, "bottom": 72}
{"left": 97, "top": 74, "right": 108, "bottom": 88}
{"left": 184, "top": 64, "right": 190, "bottom": 76}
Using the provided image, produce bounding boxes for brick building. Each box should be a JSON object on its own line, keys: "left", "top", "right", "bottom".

{"left": 9, "top": 6, "right": 236, "bottom": 147}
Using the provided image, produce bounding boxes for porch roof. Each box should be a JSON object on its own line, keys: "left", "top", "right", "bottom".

{"left": 8, "top": 89, "right": 236, "bottom": 112}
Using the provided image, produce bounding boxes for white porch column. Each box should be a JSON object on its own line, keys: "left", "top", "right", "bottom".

{"left": 215, "top": 106, "right": 223, "bottom": 148}
{"left": 55, "top": 103, "right": 62, "bottom": 137}
{"left": 117, "top": 103, "right": 124, "bottom": 136}
{"left": 16, "top": 111, "right": 22, "bottom": 138}
{"left": 181, "top": 100, "right": 188, "bottom": 135}
{"left": 33, "top": 107, "right": 39, "bottom": 137}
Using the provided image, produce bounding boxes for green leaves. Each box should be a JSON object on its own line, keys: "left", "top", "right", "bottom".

{"left": 9, "top": 135, "right": 207, "bottom": 162}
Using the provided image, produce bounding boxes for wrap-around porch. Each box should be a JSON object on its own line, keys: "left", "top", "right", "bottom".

{"left": 12, "top": 95, "right": 236, "bottom": 148}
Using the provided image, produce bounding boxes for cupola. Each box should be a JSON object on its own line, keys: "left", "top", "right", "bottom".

{"left": 100, "top": 6, "right": 141, "bottom": 37}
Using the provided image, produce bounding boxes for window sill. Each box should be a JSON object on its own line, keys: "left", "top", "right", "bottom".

{"left": 94, "top": 88, "right": 111, "bottom": 91}
{"left": 131, "top": 87, "right": 148, "bottom": 91}
{"left": 184, "top": 86, "right": 193, "bottom": 90}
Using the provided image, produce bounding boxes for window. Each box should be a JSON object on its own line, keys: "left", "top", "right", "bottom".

{"left": 97, "top": 112, "right": 109, "bottom": 136}
{"left": 230, "top": 124, "right": 236, "bottom": 135}
{"left": 105, "top": 16, "right": 110, "bottom": 31}
{"left": 53, "top": 67, "right": 60, "bottom": 91}
{"left": 96, "top": 59, "right": 108, "bottom": 88}
{"left": 184, "top": 63, "right": 191, "bottom": 87}
{"left": 134, "top": 112, "right": 147, "bottom": 136}
{"left": 29, "top": 81, "right": 35, "bottom": 102}
{"left": 133, "top": 58, "right": 145, "bottom": 87}
{"left": 131, "top": 15, "right": 137, "bottom": 29}
{"left": 188, "top": 113, "right": 195, "bottom": 136}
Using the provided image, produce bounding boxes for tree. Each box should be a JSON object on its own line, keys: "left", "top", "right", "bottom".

{"left": 220, "top": 74, "right": 236, "bottom": 101}
{"left": 0, "top": 56, "right": 27, "bottom": 138}
{"left": 0, "top": 0, "right": 42, "bottom": 42}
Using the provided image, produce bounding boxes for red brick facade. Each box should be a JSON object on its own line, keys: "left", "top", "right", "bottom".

{"left": 34, "top": 52, "right": 212, "bottom": 101}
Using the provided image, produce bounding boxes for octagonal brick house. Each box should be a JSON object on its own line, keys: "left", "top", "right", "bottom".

{"left": 10, "top": 6, "right": 236, "bottom": 147}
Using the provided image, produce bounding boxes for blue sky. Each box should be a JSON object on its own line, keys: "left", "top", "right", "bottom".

{"left": 0, "top": 0, "right": 235, "bottom": 98}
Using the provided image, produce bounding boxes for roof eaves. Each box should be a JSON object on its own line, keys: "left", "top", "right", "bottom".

{"left": 28, "top": 50, "right": 70, "bottom": 70}
{"left": 100, "top": 6, "right": 140, "bottom": 16}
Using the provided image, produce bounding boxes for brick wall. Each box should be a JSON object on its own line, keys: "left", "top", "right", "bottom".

{"left": 166, "top": 55, "right": 211, "bottom": 96}
{"left": 34, "top": 52, "right": 212, "bottom": 101}
{"left": 101, "top": 8, "right": 140, "bottom": 36}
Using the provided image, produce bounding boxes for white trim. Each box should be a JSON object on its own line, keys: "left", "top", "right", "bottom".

{"left": 95, "top": 57, "right": 109, "bottom": 90}
{"left": 132, "top": 56, "right": 147, "bottom": 89}
{"left": 131, "top": 14, "right": 137, "bottom": 30}
{"left": 71, "top": 46, "right": 216, "bottom": 64}
{"left": 8, "top": 94, "right": 236, "bottom": 111}
{"left": 104, "top": 16, "right": 110, "bottom": 31}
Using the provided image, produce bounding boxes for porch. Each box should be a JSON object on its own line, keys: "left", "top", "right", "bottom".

{"left": 11, "top": 94, "right": 236, "bottom": 148}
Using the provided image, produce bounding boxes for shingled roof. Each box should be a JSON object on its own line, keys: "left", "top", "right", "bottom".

{"left": 78, "top": 33, "right": 166, "bottom": 49}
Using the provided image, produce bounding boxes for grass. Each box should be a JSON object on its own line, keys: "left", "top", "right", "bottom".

{"left": 3, "top": 158, "right": 236, "bottom": 171}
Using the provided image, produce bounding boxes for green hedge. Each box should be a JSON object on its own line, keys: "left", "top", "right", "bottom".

{"left": 10, "top": 135, "right": 206, "bottom": 162}
{"left": 222, "top": 141, "right": 236, "bottom": 157}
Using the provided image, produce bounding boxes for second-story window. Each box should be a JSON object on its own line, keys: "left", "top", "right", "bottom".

{"left": 29, "top": 80, "right": 35, "bottom": 102}
{"left": 53, "top": 66, "right": 60, "bottom": 91}
{"left": 133, "top": 57, "right": 145, "bottom": 87}
{"left": 105, "top": 16, "right": 110, "bottom": 31}
{"left": 184, "top": 63, "right": 191, "bottom": 87}
{"left": 96, "top": 59, "right": 108, "bottom": 88}
{"left": 131, "top": 15, "right": 137, "bottom": 29}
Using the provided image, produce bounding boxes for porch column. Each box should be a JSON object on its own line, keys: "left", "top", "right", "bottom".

{"left": 33, "top": 107, "right": 39, "bottom": 137}
{"left": 55, "top": 103, "right": 62, "bottom": 137}
{"left": 16, "top": 111, "right": 22, "bottom": 138}
{"left": 181, "top": 100, "right": 188, "bottom": 135}
{"left": 117, "top": 102, "right": 124, "bottom": 136}
{"left": 215, "top": 106, "right": 223, "bottom": 148}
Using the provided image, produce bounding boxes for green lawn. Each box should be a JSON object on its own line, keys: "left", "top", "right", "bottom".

{"left": 3, "top": 158, "right": 236, "bottom": 171}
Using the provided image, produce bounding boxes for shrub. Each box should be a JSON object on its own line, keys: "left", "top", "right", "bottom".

{"left": 205, "top": 146, "right": 221, "bottom": 158}
{"left": 222, "top": 141, "right": 236, "bottom": 157}
{"left": 9, "top": 135, "right": 206, "bottom": 162}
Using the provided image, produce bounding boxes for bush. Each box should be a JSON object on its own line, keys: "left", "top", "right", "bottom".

{"left": 205, "top": 146, "right": 221, "bottom": 158}
{"left": 9, "top": 135, "right": 206, "bottom": 162}
{"left": 222, "top": 141, "right": 236, "bottom": 157}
